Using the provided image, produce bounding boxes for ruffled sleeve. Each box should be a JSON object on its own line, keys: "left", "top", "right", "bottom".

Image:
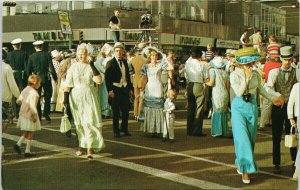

{"left": 141, "top": 64, "right": 148, "bottom": 76}
{"left": 64, "top": 63, "right": 75, "bottom": 88}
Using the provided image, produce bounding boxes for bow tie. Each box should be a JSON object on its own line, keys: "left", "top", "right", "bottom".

{"left": 118, "top": 59, "right": 123, "bottom": 65}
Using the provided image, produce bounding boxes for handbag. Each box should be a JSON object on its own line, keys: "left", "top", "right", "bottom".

{"left": 285, "top": 125, "right": 298, "bottom": 148}
{"left": 60, "top": 108, "right": 72, "bottom": 133}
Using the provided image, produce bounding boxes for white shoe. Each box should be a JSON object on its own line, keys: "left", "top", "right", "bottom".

{"left": 75, "top": 151, "right": 83, "bottom": 156}
{"left": 208, "top": 110, "right": 212, "bottom": 118}
{"left": 236, "top": 169, "right": 242, "bottom": 175}
{"left": 242, "top": 179, "right": 250, "bottom": 184}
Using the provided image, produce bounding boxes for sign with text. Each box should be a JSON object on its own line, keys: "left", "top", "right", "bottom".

{"left": 57, "top": 10, "right": 72, "bottom": 34}
{"left": 175, "top": 35, "right": 214, "bottom": 47}
{"left": 216, "top": 39, "right": 240, "bottom": 49}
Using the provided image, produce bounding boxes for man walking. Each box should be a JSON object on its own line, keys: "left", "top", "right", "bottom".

{"left": 185, "top": 47, "right": 208, "bottom": 136}
{"left": 7, "top": 38, "right": 28, "bottom": 119}
{"left": 27, "top": 41, "right": 57, "bottom": 121}
{"left": 265, "top": 46, "right": 298, "bottom": 174}
{"left": 130, "top": 43, "right": 148, "bottom": 120}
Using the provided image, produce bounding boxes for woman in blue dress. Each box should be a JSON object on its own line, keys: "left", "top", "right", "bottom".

{"left": 95, "top": 44, "right": 113, "bottom": 118}
{"left": 230, "top": 47, "right": 284, "bottom": 184}
{"left": 140, "top": 47, "right": 167, "bottom": 136}
{"left": 205, "top": 56, "right": 230, "bottom": 137}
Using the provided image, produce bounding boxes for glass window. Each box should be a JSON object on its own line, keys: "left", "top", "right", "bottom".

{"left": 22, "top": 5, "right": 28, "bottom": 13}
{"left": 191, "top": 6, "right": 196, "bottom": 20}
{"left": 84, "top": 1, "right": 93, "bottom": 9}
{"left": 51, "top": 2, "right": 58, "bottom": 11}
{"left": 244, "top": 13, "right": 248, "bottom": 26}
{"left": 170, "top": 2, "right": 176, "bottom": 18}
{"left": 200, "top": 8, "right": 205, "bottom": 21}
{"left": 35, "top": 3, "right": 42, "bottom": 13}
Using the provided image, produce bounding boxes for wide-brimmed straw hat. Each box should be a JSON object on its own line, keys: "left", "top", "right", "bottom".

{"left": 235, "top": 47, "right": 261, "bottom": 64}
{"left": 142, "top": 46, "right": 164, "bottom": 60}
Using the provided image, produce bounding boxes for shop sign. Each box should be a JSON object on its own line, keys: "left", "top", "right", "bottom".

{"left": 216, "top": 39, "right": 240, "bottom": 49}
{"left": 175, "top": 35, "right": 214, "bottom": 47}
{"left": 32, "top": 31, "right": 75, "bottom": 41}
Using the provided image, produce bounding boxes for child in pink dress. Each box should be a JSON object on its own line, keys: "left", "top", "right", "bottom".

{"left": 14, "top": 74, "right": 42, "bottom": 157}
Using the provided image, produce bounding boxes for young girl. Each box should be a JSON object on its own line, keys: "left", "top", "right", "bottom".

{"left": 162, "top": 89, "right": 176, "bottom": 143}
{"left": 14, "top": 74, "right": 42, "bottom": 157}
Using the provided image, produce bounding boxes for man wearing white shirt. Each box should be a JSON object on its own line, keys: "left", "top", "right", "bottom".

{"left": 2, "top": 49, "right": 20, "bottom": 131}
{"left": 185, "top": 47, "right": 208, "bottom": 136}
{"left": 264, "top": 46, "right": 298, "bottom": 174}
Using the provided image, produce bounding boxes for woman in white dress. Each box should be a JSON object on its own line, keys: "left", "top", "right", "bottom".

{"left": 63, "top": 43, "right": 105, "bottom": 160}
{"left": 141, "top": 48, "right": 167, "bottom": 136}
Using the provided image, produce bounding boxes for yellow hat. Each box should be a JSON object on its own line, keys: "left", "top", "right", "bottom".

{"left": 235, "top": 47, "right": 261, "bottom": 64}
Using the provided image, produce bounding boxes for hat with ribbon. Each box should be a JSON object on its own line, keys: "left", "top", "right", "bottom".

{"left": 280, "top": 46, "right": 293, "bottom": 59}
{"left": 142, "top": 46, "right": 164, "bottom": 60}
{"left": 235, "top": 47, "right": 261, "bottom": 64}
{"left": 113, "top": 42, "right": 125, "bottom": 49}
{"left": 210, "top": 56, "right": 228, "bottom": 69}
{"left": 11, "top": 38, "right": 22, "bottom": 45}
{"left": 32, "top": 40, "right": 44, "bottom": 46}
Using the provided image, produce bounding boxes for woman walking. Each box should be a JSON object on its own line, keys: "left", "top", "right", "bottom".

{"left": 230, "top": 47, "right": 284, "bottom": 184}
{"left": 63, "top": 43, "right": 105, "bottom": 160}
{"left": 205, "top": 56, "right": 230, "bottom": 137}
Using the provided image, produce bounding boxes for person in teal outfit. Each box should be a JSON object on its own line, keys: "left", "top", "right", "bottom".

{"left": 230, "top": 47, "right": 284, "bottom": 184}
{"left": 205, "top": 56, "right": 230, "bottom": 137}
{"left": 95, "top": 43, "right": 113, "bottom": 118}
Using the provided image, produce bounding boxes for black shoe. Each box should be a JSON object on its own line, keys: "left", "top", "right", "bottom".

{"left": 169, "top": 139, "right": 174, "bottom": 143}
{"left": 162, "top": 138, "right": 167, "bottom": 142}
{"left": 123, "top": 132, "right": 131, "bottom": 136}
{"left": 274, "top": 165, "right": 281, "bottom": 174}
{"left": 24, "top": 152, "right": 37, "bottom": 158}
{"left": 14, "top": 144, "right": 21, "bottom": 154}
{"left": 65, "top": 130, "right": 72, "bottom": 138}
{"left": 114, "top": 133, "right": 121, "bottom": 138}
{"left": 87, "top": 154, "right": 93, "bottom": 160}
{"left": 193, "top": 133, "right": 207, "bottom": 137}
{"left": 45, "top": 115, "right": 51, "bottom": 121}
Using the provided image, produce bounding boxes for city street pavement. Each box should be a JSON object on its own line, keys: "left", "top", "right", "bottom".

{"left": 2, "top": 92, "right": 299, "bottom": 190}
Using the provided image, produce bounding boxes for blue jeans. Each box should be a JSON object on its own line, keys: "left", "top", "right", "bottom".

{"left": 111, "top": 31, "right": 120, "bottom": 42}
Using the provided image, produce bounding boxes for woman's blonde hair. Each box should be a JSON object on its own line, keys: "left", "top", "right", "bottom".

{"left": 150, "top": 50, "right": 158, "bottom": 56}
{"left": 28, "top": 74, "right": 41, "bottom": 86}
{"left": 168, "top": 89, "right": 176, "bottom": 99}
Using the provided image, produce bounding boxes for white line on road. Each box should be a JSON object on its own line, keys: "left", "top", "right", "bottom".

{"left": 41, "top": 127, "right": 294, "bottom": 180}
{"left": 2, "top": 133, "right": 237, "bottom": 190}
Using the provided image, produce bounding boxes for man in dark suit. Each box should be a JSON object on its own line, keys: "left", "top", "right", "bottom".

{"left": 27, "top": 40, "right": 57, "bottom": 121}
{"left": 105, "top": 42, "right": 133, "bottom": 137}
{"left": 7, "top": 38, "right": 28, "bottom": 119}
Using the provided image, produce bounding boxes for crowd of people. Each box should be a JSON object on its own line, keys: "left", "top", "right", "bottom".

{"left": 2, "top": 28, "right": 299, "bottom": 184}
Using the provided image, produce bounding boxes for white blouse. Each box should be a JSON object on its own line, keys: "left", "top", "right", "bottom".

{"left": 287, "top": 82, "right": 299, "bottom": 119}
{"left": 230, "top": 67, "right": 275, "bottom": 101}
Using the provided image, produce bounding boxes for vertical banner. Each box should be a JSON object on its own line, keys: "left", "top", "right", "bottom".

{"left": 57, "top": 10, "right": 72, "bottom": 34}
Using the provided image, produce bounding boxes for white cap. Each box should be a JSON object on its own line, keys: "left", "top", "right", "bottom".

{"left": 51, "top": 50, "right": 61, "bottom": 58}
{"left": 32, "top": 40, "right": 44, "bottom": 46}
{"left": 113, "top": 42, "right": 124, "bottom": 49}
{"left": 11, "top": 38, "right": 22, "bottom": 45}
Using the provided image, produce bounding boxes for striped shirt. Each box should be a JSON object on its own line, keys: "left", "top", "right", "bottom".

{"left": 267, "top": 42, "right": 281, "bottom": 59}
